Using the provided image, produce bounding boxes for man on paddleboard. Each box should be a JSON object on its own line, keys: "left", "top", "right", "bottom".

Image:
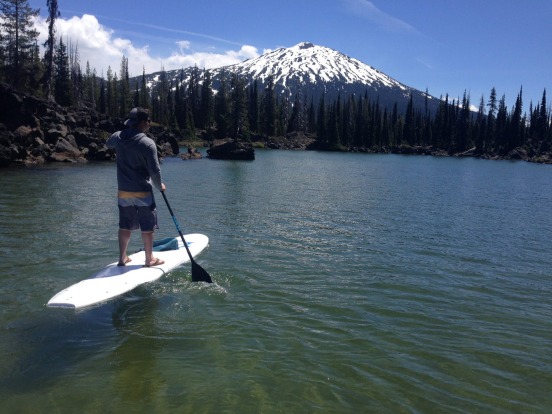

{"left": 107, "top": 107, "right": 166, "bottom": 267}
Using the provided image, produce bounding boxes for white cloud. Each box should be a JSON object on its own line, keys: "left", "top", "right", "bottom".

{"left": 32, "top": 14, "right": 260, "bottom": 77}
{"left": 176, "top": 40, "right": 191, "bottom": 53}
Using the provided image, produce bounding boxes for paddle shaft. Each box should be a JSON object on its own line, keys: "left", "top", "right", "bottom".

{"left": 161, "top": 191, "right": 212, "bottom": 283}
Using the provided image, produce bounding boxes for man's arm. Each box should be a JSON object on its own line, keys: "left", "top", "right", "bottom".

{"left": 106, "top": 131, "right": 120, "bottom": 149}
{"left": 144, "top": 138, "right": 163, "bottom": 192}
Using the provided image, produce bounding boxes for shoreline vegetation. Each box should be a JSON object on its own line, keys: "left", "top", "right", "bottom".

{"left": 1, "top": 0, "right": 551, "bottom": 166}
{"left": 1, "top": 81, "right": 551, "bottom": 167}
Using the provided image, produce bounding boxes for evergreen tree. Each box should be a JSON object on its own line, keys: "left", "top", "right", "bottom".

{"left": 139, "top": 67, "right": 149, "bottom": 108}
{"left": 287, "top": 93, "right": 302, "bottom": 133}
{"left": 353, "top": 94, "right": 365, "bottom": 147}
{"left": 275, "top": 96, "right": 287, "bottom": 137}
{"left": 199, "top": 70, "right": 214, "bottom": 129}
{"left": 391, "top": 103, "right": 400, "bottom": 147}
{"left": 98, "top": 78, "right": 106, "bottom": 114}
{"left": 53, "top": 37, "right": 72, "bottom": 106}
{"left": 153, "top": 66, "right": 169, "bottom": 125}
{"left": 316, "top": 93, "right": 327, "bottom": 144}
{"left": 474, "top": 95, "right": 486, "bottom": 152}
{"left": 327, "top": 101, "right": 340, "bottom": 148}
{"left": 82, "top": 61, "right": 95, "bottom": 107}
{"left": 214, "top": 72, "right": 230, "bottom": 139}
{"left": 68, "top": 40, "right": 82, "bottom": 105}
{"left": 381, "top": 107, "right": 391, "bottom": 145}
{"left": 260, "top": 75, "right": 276, "bottom": 137}
{"left": 537, "top": 89, "right": 548, "bottom": 140}
{"left": 106, "top": 66, "right": 116, "bottom": 116}
{"left": 188, "top": 65, "right": 201, "bottom": 126}
{"left": 307, "top": 97, "right": 316, "bottom": 134}
{"left": 508, "top": 87, "right": 523, "bottom": 150}
{"left": 341, "top": 95, "right": 354, "bottom": 147}
{"left": 495, "top": 95, "right": 508, "bottom": 153}
{"left": 230, "top": 73, "right": 248, "bottom": 140}
{"left": 486, "top": 87, "right": 497, "bottom": 148}
{"left": 0, "top": 0, "right": 40, "bottom": 90}
{"left": 247, "top": 79, "right": 259, "bottom": 134}
{"left": 42, "top": 0, "right": 59, "bottom": 99}
{"left": 404, "top": 93, "right": 415, "bottom": 145}
{"left": 455, "top": 90, "right": 471, "bottom": 151}
{"left": 118, "top": 55, "right": 131, "bottom": 117}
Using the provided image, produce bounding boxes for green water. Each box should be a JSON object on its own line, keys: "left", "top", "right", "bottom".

{"left": 1, "top": 150, "right": 551, "bottom": 413}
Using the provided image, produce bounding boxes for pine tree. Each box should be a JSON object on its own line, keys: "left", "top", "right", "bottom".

{"left": 327, "top": 101, "right": 340, "bottom": 148}
{"left": 307, "top": 97, "right": 316, "bottom": 134}
{"left": 82, "top": 61, "right": 94, "bottom": 107}
{"left": 247, "top": 79, "right": 259, "bottom": 134}
{"left": 118, "top": 56, "right": 131, "bottom": 117}
{"left": 260, "top": 75, "right": 276, "bottom": 137}
{"left": 98, "top": 78, "right": 106, "bottom": 114}
{"left": 0, "top": 0, "right": 40, "bottom": 90}
{"left": 404, "top": 93, "right": 415, "bottom": 145}
{"left": 316, "top": 93, "right": 326, "bottom": 143}
{"left": 486, "top": 87, "right": 497, "bottom": 149}
{"left": 230, "top": 73, "right": 248, "bottom": 140}
{"left": 68, "top": 40, "right": 82, "bottom": 105}
{"left": 287, "top": 93, "right": 302, "bottom": 133}
{"left": 42, "top": 0, "right": 59, "bottom": 99}
{"left": 474, "top": 95, "right": 486, "bottom": 152}
{"left": 53, "top": 37, "right": 73, "bottom": 106}
{"left": 199, "top": 70, "right": 214, "bottom": 129}
{"left": 508, "top": 87, "right": 523, "bottom": 150}
{"left": 495, "top": 95, "right": 508, "bottom": 153}
{"left": 188, "top": 66, "right": 201, "bottom": 126}
{"left": 214, "top": 72, "right": 230, "bottom": 139}
{"left": 455, "top": 90, "right": 471, "bottom": 151}
{"left": 106, "top": 66, "right": 116, "bottom": 116}
{"left": 139, "top": 67, "right": 149, "bottom": 108}
{"left": 153, "top": 66, "right": 169, "bottom": 125}
{"left": 537, "top": 89, "right": 548, "bottom": 140}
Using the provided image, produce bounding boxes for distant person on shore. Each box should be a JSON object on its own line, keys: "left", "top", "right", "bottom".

{"left": 106, "top": 107, "right": 166, "bottom": 267}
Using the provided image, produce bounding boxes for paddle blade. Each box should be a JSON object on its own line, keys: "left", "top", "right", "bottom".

{"left": 191, "top": 259, "right": 213, "bottom": 283}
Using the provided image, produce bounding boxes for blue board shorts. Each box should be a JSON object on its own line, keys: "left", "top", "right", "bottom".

{"left": 117, "top": 191, "right": 158, "bottom": 232}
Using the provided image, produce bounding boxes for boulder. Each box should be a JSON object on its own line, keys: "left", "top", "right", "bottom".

{"left": 207, "top": 140, "right": 255, "bottom": 160}
{"left": 181, "top": 147, "right": 202, "bottom": 160}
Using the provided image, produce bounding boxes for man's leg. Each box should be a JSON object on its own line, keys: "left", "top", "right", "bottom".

{"left": 141, "top": 231, "right": 165, "bottom": 266}
{"left": 118, "top": 228, "right": 132, "bottom": 266}
{"left": 141, "top": 231, "right": 154, "bottom": 265}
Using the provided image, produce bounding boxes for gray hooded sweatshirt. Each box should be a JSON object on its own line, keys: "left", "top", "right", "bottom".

{"left": 106, "top": 129, "right": 162, "bottom": 193}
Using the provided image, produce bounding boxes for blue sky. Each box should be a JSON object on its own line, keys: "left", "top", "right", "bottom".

{"left": 27, "top": 0, "right": 551, "bottom": 110}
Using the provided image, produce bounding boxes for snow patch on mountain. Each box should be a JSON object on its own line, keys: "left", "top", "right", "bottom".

{"left": 229, "top": 42, "right": 408, "bottom": 92}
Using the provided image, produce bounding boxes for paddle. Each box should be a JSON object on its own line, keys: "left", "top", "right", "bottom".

{"left": 161, "top": 190, "right": 213, "bottom": 283}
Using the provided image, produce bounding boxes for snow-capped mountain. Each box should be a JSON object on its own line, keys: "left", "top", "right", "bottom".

{"left": 142, "top": 42, "right": 439, "bottom": 113}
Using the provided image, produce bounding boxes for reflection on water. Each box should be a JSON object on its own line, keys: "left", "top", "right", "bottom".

{"left": 1, "top": 152, "right": 552, "bottom": 412}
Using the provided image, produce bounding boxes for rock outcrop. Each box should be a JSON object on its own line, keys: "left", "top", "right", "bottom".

{"left": 0, "top": 83, "right": 180, "bottom": 167}
{"left": 207, "top": 140, "right": 255, "bottom": 160}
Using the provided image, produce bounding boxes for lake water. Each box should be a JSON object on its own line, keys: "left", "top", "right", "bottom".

{"left": 1, "top": 150, "right": 551, "bottom": 413}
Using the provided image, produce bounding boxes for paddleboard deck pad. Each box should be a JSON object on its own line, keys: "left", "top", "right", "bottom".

{"left": 47, "top": 233, "right": 209, "bottom": 309}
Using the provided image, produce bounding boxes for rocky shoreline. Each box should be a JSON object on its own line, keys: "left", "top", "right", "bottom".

{"left": 0, "top": 83, "right": 180, "bottom": 167}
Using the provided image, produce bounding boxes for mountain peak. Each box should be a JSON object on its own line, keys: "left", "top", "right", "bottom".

{"left": 296, "top": 42, "right": 315, "bottom": 50}
{"left": 228, "top": 42, "right": 407, "bottom": 91}
{"left": 142, "top": 42, "right": 438, "bottom": 114}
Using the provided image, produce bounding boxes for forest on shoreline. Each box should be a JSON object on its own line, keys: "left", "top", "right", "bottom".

{"left": 2, "top": 0, "right": 552, "bottom": 164}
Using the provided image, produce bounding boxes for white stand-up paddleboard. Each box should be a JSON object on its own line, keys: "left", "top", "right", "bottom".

{"left": 47, "top": 234, "right": 209, "bottom": 309}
